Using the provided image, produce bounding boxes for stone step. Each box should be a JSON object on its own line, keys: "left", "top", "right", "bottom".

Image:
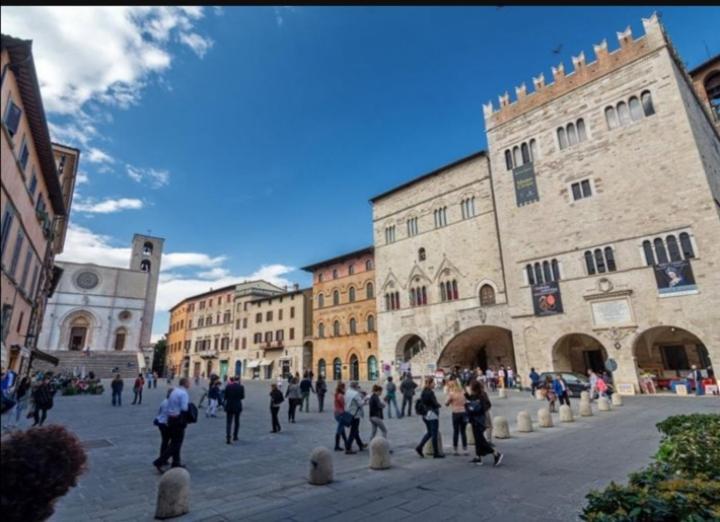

{"left": 33, "top": 351, "right": 144, "bottom": 379}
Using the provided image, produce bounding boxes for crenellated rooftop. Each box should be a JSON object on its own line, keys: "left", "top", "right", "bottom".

{"left": 483, "top": 13, "right": 669, "bottom": 130}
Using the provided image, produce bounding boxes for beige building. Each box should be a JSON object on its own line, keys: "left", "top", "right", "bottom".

{"left": 1, "top": 34, "right": 79, "bottom": 373}
{"left": 373, "top": 14, "right": 720, "bottom": 392}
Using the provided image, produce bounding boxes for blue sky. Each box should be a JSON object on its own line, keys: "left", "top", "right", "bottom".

{"left": 2, "top": 6, "right": 718, "bottom": 340}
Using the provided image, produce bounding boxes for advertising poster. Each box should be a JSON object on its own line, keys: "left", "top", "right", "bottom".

{"left": 512, "top": 162, "right": 540, "bottom": 207}
{"left": 654, "top": 260, "right": 697, "bottom": 295}
{"left": 532, "top": 281, "right": 564, "bottom": 316}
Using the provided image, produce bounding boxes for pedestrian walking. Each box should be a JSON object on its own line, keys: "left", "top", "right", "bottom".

{"left": 689, "top": 365, "right": 703, "bottom": 396}
{"left": 553, "top": 374, "right": 571, "bottom": 407}
{"left": 596, "top": 375, "right": 609, "bottom": 398}
{"left": 415, "top": 377, "right": 444, "bottom": 459}
{"left": 368, "top": 384, "right": 388, "bottom": 440}
{"left": 345, "top": 381, "right": 368, "bottom": 453}
{"left": 445, "top": 379, "right": 468, "bottom": 456}
{"left": 206, "top": 380, "right": 220, "bottom": 418}
{"left": 153, "top": 378, "right": 191, "bottom": 472}
{"left": 544, "top": 375, "right": 558, "bottom": 412}
{"left": 588, "top": 370, "right": 599, "bottom": 400}
{"left": 285, "top": 378, "right": 301, "bottom": 423}
{"left": 299, "top": 373, "right": 314, "bottom": 412}
{"left": 400, "top": 373, "right": 418, "bottom": 417}
{"left": 465, "top": 380, "right": 503, "bottom": 466}
{"left": 9, "top": 377, "right": 31, "bottom": 428}
{"left": 507, "top": 367, "right": 515, "bottom": 389}
{"left": 31, "top": 377, "right": 54, "bottom": 427}
{"left": 269, "top": 383, "right": 284, "bottom": 433}
{"left": 146, "top": 370, "right": 153, "bottom": 389}
{"left": 224, "top": 376, "right": 244, "bottom": 444}
{"left": 498, "top": 366, "right": 506, "bottom": 389}
{"left": 111, "top": 374, "right": 123, "bottom": 406}
{"left": 153, "top": 371, "right": 159, "bottom": 389}
{"left": 529, "top": 368, "right": 540, "bottom": 396}
{"left": 333, "top": 382, "right": 351, "bottom": 452}
{"left": 384, "top": 376, "right": 401, "bottom": 418}
{"left": 132, "top": 374, "right": 144, "bottom": 405}
{"left": 316, "top": 375, "right": 327, "bottom": 412}
{"left": 154, "top": 389, "right": 172, "bottom": 465}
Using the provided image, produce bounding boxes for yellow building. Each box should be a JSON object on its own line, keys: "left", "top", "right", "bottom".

{"left": 302, "top": 247, "right": 378, "bottom": 382}
{"left": 166, "top": 299, "right": 190, "bottom": 377}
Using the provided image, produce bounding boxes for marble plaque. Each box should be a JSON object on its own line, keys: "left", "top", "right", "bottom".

{"left": 591, "top": 299, "right": 632, "bottom": 326}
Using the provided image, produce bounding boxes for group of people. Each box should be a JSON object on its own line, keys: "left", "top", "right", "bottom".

{"left": 1, "top": 369, "right": 57, "bottom": 431}
{"left": 448, "top": 366, "right": 517, "bottom": 392}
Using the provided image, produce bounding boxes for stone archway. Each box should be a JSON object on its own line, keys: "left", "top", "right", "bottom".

{"left": 552, "top": 333, "right": 608, "bottom": 375}
{"left": 396, "top": 334, "right": 427, "bottom": 363}
{"left": 437, "top": 326, "right": 515, "bottom": 372}
{"left": 61, "top": 310, "right": 97, "bottom": 351}
{"left": 633, "top": 326, "right": 711, "bottom": 386}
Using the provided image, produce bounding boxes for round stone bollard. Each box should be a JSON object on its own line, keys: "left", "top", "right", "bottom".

{"left": 498, "top": 388, "right": 508, "bottom": 399}
{"left": 308, "top": 447, "right": 333, "bottom": 485}
{"left": 155, "top": 467, "right": 190, "bottom": 520}
{"left": 536, "top": 389, "right": 546, "bottom": 401}
{"left": 466, "top": 422, "right": 475, "bottom": 445}
{"left": 369, "top": 437, "right": 391, "bottom": 470}
{"left": 493, "top": 416, "right": 511, "bottom": 439}
{"left": 612, "top": 393, "right": 623, "bottom": 406}
{"left": 580, "top": 391, "right": 590, "bottom": 401}
{"left": 598, "top": 397, "right": 611, "bottom": 412}
{"left": 517, "top": 410, "right": 533, "bottom": 432}
{"left": 538, "top": 407, "right": 553, "bottom": 428}
{"left": 579, "top": 398, "right": 593, "bottom": 417}
{"left": 559, "top": 404, "right": 574, "bottom": 422}
{"left": 423, "top": 430, "right": 445, "bottom": 457}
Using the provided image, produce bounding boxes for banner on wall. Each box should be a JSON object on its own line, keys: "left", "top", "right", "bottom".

{"left": 653, "top": 260, "right": 697, "bottom": 295}
{"left": 532, "top": 281, "right": 564, "bottom": 316}
{"left": 512, "top": 162, "right": 540, "bottom": 207}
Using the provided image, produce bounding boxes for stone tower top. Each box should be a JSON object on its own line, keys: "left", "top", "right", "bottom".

{"left": 483, "top": 13, "right": 668, "bottom": 131}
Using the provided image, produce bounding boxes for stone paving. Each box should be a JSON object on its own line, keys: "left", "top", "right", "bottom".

{"left": 6, "top": 379, "right": 716, "bottom": 522}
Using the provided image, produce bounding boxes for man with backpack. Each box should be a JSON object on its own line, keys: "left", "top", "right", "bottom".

{"left": 153, "top": 377, "right": 193, "bottom": 472}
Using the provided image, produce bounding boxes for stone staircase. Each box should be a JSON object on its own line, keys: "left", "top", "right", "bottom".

{"left": 33, "top": 351, "right": 145, "bottom": 379}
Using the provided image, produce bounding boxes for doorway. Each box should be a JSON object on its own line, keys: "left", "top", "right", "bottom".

{"left": 584, "top": 349, "right": 606, "bottom": 373}
{"left": 69, "top": 327, "right": 87, "bottom": 351}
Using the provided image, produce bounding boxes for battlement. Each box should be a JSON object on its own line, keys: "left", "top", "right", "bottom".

{"left": 484, "top": 13, "right": 668, "bottom": 130}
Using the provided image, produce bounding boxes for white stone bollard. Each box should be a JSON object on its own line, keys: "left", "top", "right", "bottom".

{"left": 466, "top": 422, "right": 475, "bottom": 445}
{"left": 538, "top": 407, "right": 553, "bottom": 428}
{"left": 498, "top": 388, "right": 508, "bottom": 399}
{"left": 579, "top": 398, "right": 593, "bottom": 416}
{"left": 536, "top": 389, "right": 546, "bottom": 401}
{"left": 598, "top": 397, "right": 611, "bottom": 412}
{"left": 423, "top": 430, "right": 445, "bottom": 457}
{"left": 611, "top": 393, "right": 623, "bottom": 406}
{"left": 155, "top": 467, "right": 190, "bottom": 520}
{"left": 369, "top": 437, "right": 391, "bottom": 470}
{"left": 580, "top": 391, "right": 590, "bottom": 401}
{"left": 308, "top": 447, "right": 333, "bottom": 485}
{"left": 516, "top": 411, "right": 533, "bottom": 432}
{"left": 559, "top": 404, "right": 574, "bottom": 422}
{"left": 493, "top": 416, "right": 511, "bottom": 439}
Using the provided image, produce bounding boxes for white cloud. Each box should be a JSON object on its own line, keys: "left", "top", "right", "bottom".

{"left": 126, "top": 164, "right": 170, "bottom": 188}
{"left": 162, "top": 253, "right": 226, "bottom": 271}
{"left": 197, "top": 267, "right": 230, "bottom": 279}
{"left": 57, "top": 224, "right": 131, "bottom": 268}
{"left": 73, "top": 197, "right": 144, "bottom": 214}
{"left": 86, "top": 147, "right": 115, "bottom": 164}
{"left": 75, "top": 171, "right": 89, "bottom": 185}
{"left": 273, "top": 6, "right": 296, "bottom": 27}
{"left": 179, "top": 32, "right": 213, "bottom": 58}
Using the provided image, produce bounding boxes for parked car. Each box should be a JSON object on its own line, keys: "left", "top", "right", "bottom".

{"left": 538, "top": 372, "right": 590, "bottom": 398}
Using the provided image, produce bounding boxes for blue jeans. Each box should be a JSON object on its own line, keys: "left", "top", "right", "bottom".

{"left": 112, "top": 390, "right": 122, "bottom": 406}
{"left": 334, "top": 413, "right": 346, "bottom": 435}
{"left": 418, "top": 418, "right": 439, "bottom": 455}
{"left": 386, "top": 395, "right": 401, "bottom": 418}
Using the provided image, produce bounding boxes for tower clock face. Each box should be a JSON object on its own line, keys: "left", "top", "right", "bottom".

{"left": 76, "top": 271, "right": 99, "bottom": 290}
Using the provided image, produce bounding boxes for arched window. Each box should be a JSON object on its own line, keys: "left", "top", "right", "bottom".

{"left": 114, "top": 328, "right": 126, "bottom": 351}
{"left": 318, "top": 323, "right": 325, "bottom": 338}
{"left": 521, "top": 142, "right": 530, "bottom": 164}
{"left": 557, "top": 127, "right": 568, "bottom": 150}
{"left": 566, "top": 122, "right": 578, "bottom": 145}
{"left": 333, "top": 320, "right": 340, "bottom": 337}
{"left": 551, "top": 259, "right": 560, "bottom": 281}
{"left": 348, "top": 286, "right": 356, "bottom": 302}
{"left": 366, "top": 259, "right": 374, "bottom": 270}
{"left": 367, "top": 356, "right": 378, "bottom": 381}
{"left": 421, "top": 286, "right": 427, "bottom": 305}
{"left": 333, "top": 358, "right": 342, "bottom": 380}
{"left": 666, "top": 235, "right": 681, "bottom": 262}
{"left": 617, "top": 101, "right": 630, "bottom": 125}
{"left": 349, "top": 318, "right": 357, "bottom": 335}
{"left": 140, "top": 259, "right": 151, "bottom": 272}
{"left": 642, "top": 240, "right": 655, "bottom": 266}
{"left": 348, "top": 264, "right": 354, "bottom": 275}
{"left": 409, "top": 287, "right": 416, "bottom": 307}
{"left": 333, "top": 290, "right": 339, "bottom": 306}
{"left": 654, "top": 238, "right": 668, "bottom": 264}
{"left": 513, "top": 146, "right": 522, "bottom": 167}
{"left": 529, "top": 139, "right": 538, "bottom": 161}
{"left": 366, "top": 282, "right": 374, "bottom": 299}
{"left": 367, "top": 314, "right": 375, "bottom": 332}
{"left": 143, "top": 241, "right": 153, "bottom": 255}
{"left": 385, "top": 294, "right": 390, "bottom": 310}
{"left": 318, "top": 359, "right": 326, "bottom": 379}
{"left": 577, "top": 118, "right": 587, "bottom": 142}
{"left": 542, "top": 260, "right": 552, "bottom": 282}
{"left": 594, "top": 249, "right": 606, "bottom": 273}
{"left": 349, "top": 355, "right": 359, "bottom": 381}
{"left": 318, "top": 294, "right": 324, "bottom": 308}
{"left": 440, "top": 282, "right": 447, "bottom": 301}
{"left": 585, "top": 251, "right": 596, "bottom": 275}
{"left": 452, "top": 280, "right": 459, "bottom": 300}
{"left": 534, "top": 262, "right": 543, "bottom": 284}
{"left": 332, "top": 269, "right": 338, "bottom": 279}
{"left": 418, "top": 247, "right": 426, "bottom": 261}
{"left": 526, "top": 264, "right": 535, "bottom": 285}
{"left": 629, "top": 96, "right": 643, "bottom": 121}
{"left": 679, "top": 232, "right": 694, "bottom": 258}
{"left": 605, "top": 106, "right": 618, "bottom": 129}
{"left": 505, "top": 149, "right": 513, "bottom": 170}
{"left": 479, "top": 284, "right": 495, "bottom": 306}
{"left": 604, "top": 247, "right": 616, "bottom": 272}
{"left": 318, "top": 273, "right": 324, "bottom": 282}
{"left": 641, "top": 90, "right": 655, "bottom": 116}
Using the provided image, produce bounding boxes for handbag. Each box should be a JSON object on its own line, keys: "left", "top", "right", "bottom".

{"left": 340, "top": 411, "right": 354, "bottom": 426}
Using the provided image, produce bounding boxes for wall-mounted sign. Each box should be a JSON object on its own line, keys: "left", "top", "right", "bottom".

{"left": 654, "top": 260, "right": 697, "bottom": 296}
{"left": 591, "top": 299, "right": 632, "bottom": 326}
{"left": 532, "top": 281, "right": 564, "bottom": 316}
{"left": 512, "top": 162, "right": 540, "bottom": 207}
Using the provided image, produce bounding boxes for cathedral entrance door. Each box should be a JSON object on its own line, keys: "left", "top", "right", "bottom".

{"left": 69, "top": 327, "right": 87, "bottom": 351}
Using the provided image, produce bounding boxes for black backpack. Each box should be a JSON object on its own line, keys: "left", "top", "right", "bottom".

{"left": 414, "top": 398, "right": 427, "bottom": 416}
{"left": 184, "top": 402, "right": 199, "bottom": 424}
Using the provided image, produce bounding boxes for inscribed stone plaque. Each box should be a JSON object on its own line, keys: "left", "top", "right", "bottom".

{"left": 591, "top": 299, "right": 631, "bottom": 326}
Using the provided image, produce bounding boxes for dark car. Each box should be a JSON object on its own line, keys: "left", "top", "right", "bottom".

{"left": 538, "top": 372, "right": 590, "bottom": 398}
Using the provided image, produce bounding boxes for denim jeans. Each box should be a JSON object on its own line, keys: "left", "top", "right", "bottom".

{"left": 386, "top": 396, "right": 401, "bottom": 418}
{"left": 418, "top": 418, "right": 439, "bottom": 455}
{"left": 301, "top": 392, "right": 310, "bottom": 412}
{"left": 401, "top": 395, "right": 413, "bottom": 416}
{"left": 112, "top": 390, "right": 122, "bottom": 406}
{"left": 452, "top": 412, "right": 468, "bottom": 449}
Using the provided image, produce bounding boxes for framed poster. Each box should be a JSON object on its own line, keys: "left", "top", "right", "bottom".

{"left": 532, "top": 281, "right": 564, "bottom": 316}
{"left": 512, "top": 162, "right": 540, "bottom": 207}
{"left": 654, "top": 260, "right": 698, "bottom": 296}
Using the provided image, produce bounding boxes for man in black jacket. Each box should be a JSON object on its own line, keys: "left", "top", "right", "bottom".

{"left": 400, "top": 373, "right": 418, "bottom": 417}
{"left": 223, "top": 376, "right": 245, "bottom": 444}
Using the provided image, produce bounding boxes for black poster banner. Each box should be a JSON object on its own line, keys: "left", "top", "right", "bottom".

{"left": 654, "top": 260, "right": 697, "bottom": 295}
{"left": 512, "top": 162, "right": 539, "bottom": 207}
{"left": 532, "top": 281, "right": 564, "bottom": 316}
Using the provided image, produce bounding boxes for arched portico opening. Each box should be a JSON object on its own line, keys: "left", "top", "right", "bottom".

{"left": 552, "top": 333, "right": 608, "bottom": 375}
{"left": 437, "top": 326, "right": 515, "bottom": 373}
{"left": 303, "top": 341, "right": 313, "bottom": 374}
{"left": 396, "top": 334, "right": 427, "bottom": 363}
{"left": 634, "top": 326, "right": 711, "bottom": 389}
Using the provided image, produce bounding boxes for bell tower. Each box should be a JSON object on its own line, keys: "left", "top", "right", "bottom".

{"left": 130, "top": 233, "right": 164, "bottom": 352}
